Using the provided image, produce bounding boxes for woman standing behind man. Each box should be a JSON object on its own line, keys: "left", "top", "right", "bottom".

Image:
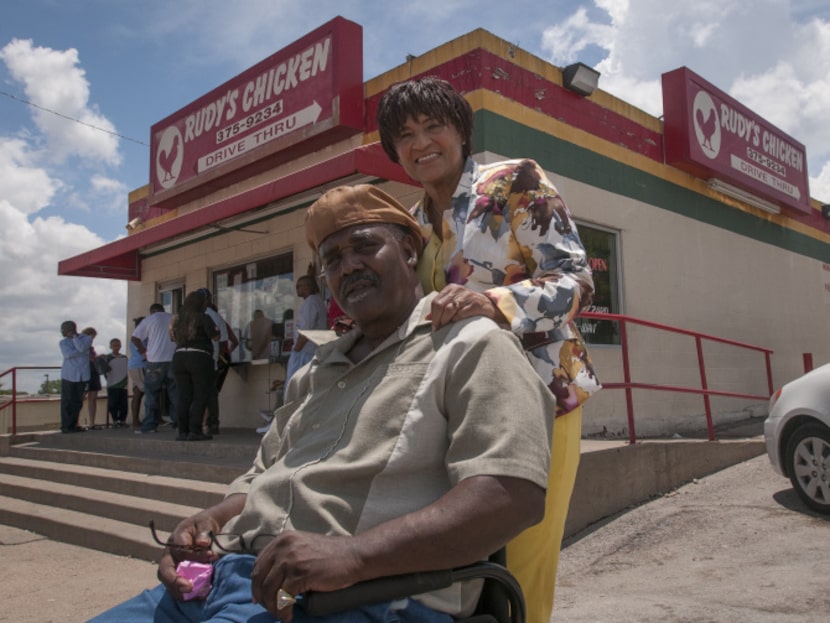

{"left": 169, "top": 290, "right": 218, "bottom": 441}
{"left": 377, "top": 77, "right": 601, "bottom": 622}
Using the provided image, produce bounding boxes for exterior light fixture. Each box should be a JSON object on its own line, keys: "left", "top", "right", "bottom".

{"left": 126, "top": 217, "right": 143, "bottom": 230}
{"left": 562, "top": 62, "right": 601, "bottom": 96}
{"left": 708, "top": 179, "right": 780, "bottom": 215}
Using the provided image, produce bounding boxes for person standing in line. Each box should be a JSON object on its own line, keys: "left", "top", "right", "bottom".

{"left": 245, "top": 309, "right": 273, "bottom": 360}
{"left": 127, "top": 317, "right": 146, "bottom": 431}
{"left": 81, "top": 327, "right": 103, "bottom": 430}
{"left": 377, "top": 76, "right": 600, "bottom": 622}
{"left": 198, "top": 290, "right": 234, "bottom": 435}
{"left": 102, "top": 338, "right": 129, "bottom": 428}
{"left": 208, "top": 303, "right": 239, "bottom": 435}
{"left": 59, "top": 320, "right": 92, "bottom": 433}
{"left": 216, "top": 317, "right": 239, "bottom": 388}
{"left": 170, "top": 290, "right": 219, "bottom": 441}
{"left": 285, "top": 274, "right": 328, "bottom": 382}
{"left": 131, "top": 303, "right": 178, "bottom": 434}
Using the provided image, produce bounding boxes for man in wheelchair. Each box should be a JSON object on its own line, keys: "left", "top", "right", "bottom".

{"left": 87, "top": 184, "right": 555, "bottom": 623}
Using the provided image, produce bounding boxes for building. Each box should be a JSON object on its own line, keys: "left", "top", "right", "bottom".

{"left": 59, "top": 17, "right": 830, "bottom": 436}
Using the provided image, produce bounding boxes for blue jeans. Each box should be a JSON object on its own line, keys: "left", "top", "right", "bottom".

{"left": 86, "top": 554, "right": 453, "bottom": 623}
{"left": 142, "top": 361, "right": 177, "bottom": 431}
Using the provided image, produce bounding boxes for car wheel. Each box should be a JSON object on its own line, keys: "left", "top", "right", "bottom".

{"left": 785, "top": 422, "right": 830, "bottom": 514}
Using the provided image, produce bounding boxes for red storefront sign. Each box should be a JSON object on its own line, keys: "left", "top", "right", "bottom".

{"left": 149, "top": 16, "right": 363, "bottom": 199}
{"left": 662, "top": 67, "right": 810, "bottom": 215}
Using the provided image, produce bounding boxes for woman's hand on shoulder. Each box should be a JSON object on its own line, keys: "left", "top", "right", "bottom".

{"left": 429, "top": 284, "right": 507, "bottom": 330}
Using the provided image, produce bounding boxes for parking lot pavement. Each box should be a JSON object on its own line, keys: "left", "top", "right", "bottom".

{"left": 0, "top": 525, "right": 155, "bottom": 623}
{"left": 553, "top": 454, "right": 830, "bottom": 622}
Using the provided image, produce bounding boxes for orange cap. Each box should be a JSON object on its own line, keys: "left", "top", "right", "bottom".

{"left": 305, "top": 184, "right": 423, "bottom": 253}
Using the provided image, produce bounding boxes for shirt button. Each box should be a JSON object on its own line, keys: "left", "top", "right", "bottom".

{"left": 337, "top": 381, "right": 346, "bottom": 389}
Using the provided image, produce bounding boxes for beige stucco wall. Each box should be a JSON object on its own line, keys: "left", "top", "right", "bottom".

{"left": 555, "top": 173, "right": 830, "bottom": 438}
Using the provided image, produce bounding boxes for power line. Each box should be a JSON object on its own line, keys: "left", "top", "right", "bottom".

{"left": 0, "top": 89, "right": 149, "bottom": 147}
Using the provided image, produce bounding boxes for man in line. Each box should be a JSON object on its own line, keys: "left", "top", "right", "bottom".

{"left": 59, "top": 320, "right": 92, "bottom": 433}
{"left": 88, "top": 184, "right": 555, "bottom": 622}
{"left": 245, "top": 309, "right": 273, "bottom": 360}
{"left": 284, "top": 274, "right": 328, "bottom": 382}
{"left": 198, "top": 289, "right": 234, "bottom": 435}
{"left": 131, "top": 303, "right": 177, "bottom": 433}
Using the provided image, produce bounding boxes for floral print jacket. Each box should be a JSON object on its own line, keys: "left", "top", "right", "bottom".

{"left": 413, "top": 157, "right": 600, "bottom": 415}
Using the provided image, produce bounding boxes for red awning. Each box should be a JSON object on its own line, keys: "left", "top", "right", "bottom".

{"left": 58, "top": 144, "right": 413, "bottom": 281}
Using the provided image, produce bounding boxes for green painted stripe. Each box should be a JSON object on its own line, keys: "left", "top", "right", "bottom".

{"left": 473, "top": 110, "right": 830, "bottom": 262}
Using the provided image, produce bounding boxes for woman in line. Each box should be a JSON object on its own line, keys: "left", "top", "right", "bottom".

{"left": 128, "top": 316, "right": 147, "bottom": 430}
{"left": 170, "top": 290, "right": 218, "bottom": 441}
{"left": 377, "top": 77, "right": 601, "bottom": 623}
{"left": 82, "top": 327, "right": 103, "bottom": 429}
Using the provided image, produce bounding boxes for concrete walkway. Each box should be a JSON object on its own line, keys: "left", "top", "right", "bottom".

{"left": 0, "top": 524, "right": 156, "bottom": 623}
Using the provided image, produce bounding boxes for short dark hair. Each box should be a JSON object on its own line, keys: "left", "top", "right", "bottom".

{"left": 376, "top": 76, "right": 474, "bottom": 164}
{"left": 297, "top": 275, "right": 320, "bottom": 294}
{"left": 149, "top": 303, "right": 164, "bottom": 313}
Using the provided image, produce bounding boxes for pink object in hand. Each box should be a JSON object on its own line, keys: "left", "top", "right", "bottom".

{"left": 177, "top": 560, "right": 214, "bottom": 600}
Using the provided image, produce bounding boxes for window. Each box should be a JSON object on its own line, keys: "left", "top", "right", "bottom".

{"left": 575, "top": 224, "right": 621, "bottom": 345}
{"left": 213, "top": 253, "right": 294, "bottom": 363}
{"left": 158, "top": 283, "right": 184, "bottom": 314}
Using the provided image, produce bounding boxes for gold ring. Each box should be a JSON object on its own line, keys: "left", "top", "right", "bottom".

{"left": 277, "top": 588, "right": 296, "bottom": 609}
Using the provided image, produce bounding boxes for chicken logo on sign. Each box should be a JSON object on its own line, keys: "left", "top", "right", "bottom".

{"left": 692, "top": 90, "right": 720, "bottom": 160}
{"left": 155, "top": 126, "right": 184, "bottom": 190}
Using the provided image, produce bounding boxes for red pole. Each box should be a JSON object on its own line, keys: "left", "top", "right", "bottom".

{"left": 803, "top": 353, "right": 813, "bottom": 374}
{"left": 696, "top": 336, "right": 715, "bottom": 441}
{"left": 619, "top": 320, "right": 637, "bottom": 444}
{"left": 11, "top": 368, "right": 17, "bottom": 436}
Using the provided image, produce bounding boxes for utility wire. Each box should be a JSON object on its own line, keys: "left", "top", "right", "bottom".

{"left": 0, "top": 89, "right": 149, "bottom": 147}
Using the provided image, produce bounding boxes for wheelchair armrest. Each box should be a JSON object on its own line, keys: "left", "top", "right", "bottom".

{"left": 303, "top": 561, "right": 525, "bottom": 623}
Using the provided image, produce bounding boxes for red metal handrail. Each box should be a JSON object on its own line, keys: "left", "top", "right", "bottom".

{"left": 0, "top": 366, "right": 61, "bottom": 435}
{"left": 580, "top": 312, "right": 774, "bottom": 444}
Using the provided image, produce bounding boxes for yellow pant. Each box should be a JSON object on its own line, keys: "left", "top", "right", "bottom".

{"left": 506, "top": 406, "right": 582, "bottom": 623}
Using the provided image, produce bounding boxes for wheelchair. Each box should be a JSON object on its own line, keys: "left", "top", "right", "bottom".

{"left": 304, "top": 550, "right": 525, "bottom": 623}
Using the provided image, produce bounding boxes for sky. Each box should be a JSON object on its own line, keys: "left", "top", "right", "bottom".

{"left": 1, "top": 0, "right": 829, "bottom": 389}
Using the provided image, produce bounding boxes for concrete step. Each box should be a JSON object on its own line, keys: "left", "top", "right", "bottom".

{"left": 0, "top": 494, "right": 172, "bottom": 561}
{"left": 0, "top": 456, "right": 228, "bottom": 509}
{"left": 0, "top": 471, "right": 202, "bottom": 533}
{"left": 0, "top": 432, "right": 251, "bottom": 561}
{"left": 8, "top": 441, "right": 248, "bottom": 485}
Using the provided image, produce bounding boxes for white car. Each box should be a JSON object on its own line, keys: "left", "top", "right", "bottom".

{"left": 764, "top": 362, "right": 830, "bottom": 514}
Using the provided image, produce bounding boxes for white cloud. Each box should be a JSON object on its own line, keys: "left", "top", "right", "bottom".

{"left": 0, "top": 197, "right": 127, "bottom": 374}
{"left": 66, "top": 174, "right": 130, "bottom": 217}
{"left": 0, "top": 138, "right": 58, "bottom": 215}
{"left": 810, "top": 162, "right": 830, "bottom": 204}
{"left": 541, "top": 5, "right": 615, "bottom": 66}
{"left": 0, "top": 42, "right": 127, "bottom": 375}
{"left": 0, "top": 38, "right": 121, "bottom": 166}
